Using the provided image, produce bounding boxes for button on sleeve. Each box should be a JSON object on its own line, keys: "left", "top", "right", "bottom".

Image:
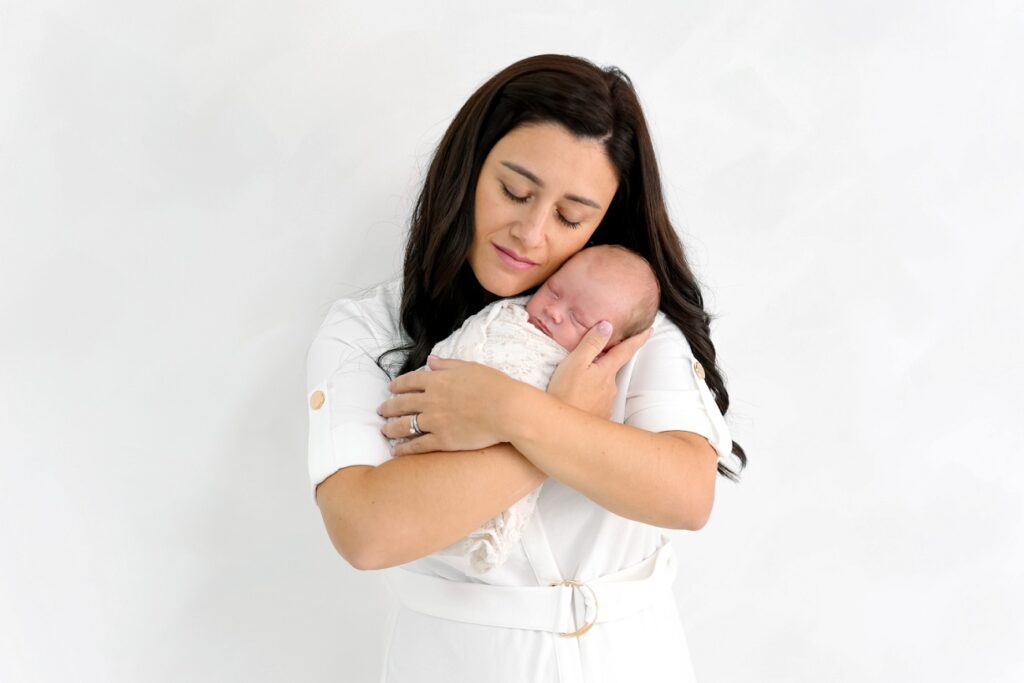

{"left": 306, "top": 341, "right": 394, "bottom": 503}
{"left": 309, "top": 390, "right": 325, "bottom": 410}
{"left": 623, "top": 317, "right": 734, "bottom": 464}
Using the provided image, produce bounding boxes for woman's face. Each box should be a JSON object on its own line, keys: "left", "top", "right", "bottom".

{"left": 468, "top": 121, "right": 620, "bottom": 297}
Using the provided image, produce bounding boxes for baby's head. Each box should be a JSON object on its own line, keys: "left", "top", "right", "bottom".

{"left": 525, "top": 245, "right": 660, "bottom": 352}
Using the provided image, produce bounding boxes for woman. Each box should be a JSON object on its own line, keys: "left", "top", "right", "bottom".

{"left": 307, "top": 53, "right": 747, "bottom": 682}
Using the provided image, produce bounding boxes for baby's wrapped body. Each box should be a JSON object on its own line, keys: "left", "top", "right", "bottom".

{"left": 387, "top": 294, "right": 567, "bottom": 576}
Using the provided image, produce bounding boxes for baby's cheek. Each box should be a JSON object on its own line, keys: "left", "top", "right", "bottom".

{"left": 565, "top": 331, "right": 584, "bottom": 352}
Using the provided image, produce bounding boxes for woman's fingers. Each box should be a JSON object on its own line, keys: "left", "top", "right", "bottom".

{"left": 546, "top": 324, "right": 652, "bottom": 420}
{"left": 379, "top": 358, "right": 512, "bottom": 451}
{"left": 392, "top": 433, "right": 440, "bottom": 456}
{"left": 425, "top": 354, "right": 462, "bottom": 371}
{"left": 380, "top": 412, "right": 428, "bottom": 439}
{"left": 571, "top": 320, "right": 614, "bottom": 366}
{"left": 596, "top": 327, "right": 653, "bottom": 371}
{"left": 386, "top": 356, "right": 464, "bottom": 395}
{"left": 386, "top": 367, "right": 433, "bottom": 395}
{"left": 377, "top": 391, "right": 424, "bottom": 418}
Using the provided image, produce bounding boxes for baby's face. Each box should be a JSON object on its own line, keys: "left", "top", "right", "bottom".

{"left": 525, "top": 256, "right": 627, "bottom": 351}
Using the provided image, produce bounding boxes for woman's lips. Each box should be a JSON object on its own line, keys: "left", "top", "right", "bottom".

{"left": 493, "top": 243, "right": 535, "bottom": 270}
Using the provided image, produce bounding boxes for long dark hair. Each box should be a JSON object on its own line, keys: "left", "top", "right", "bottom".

{"left": 378, "top": 54, "right": 747, "bottom": 481}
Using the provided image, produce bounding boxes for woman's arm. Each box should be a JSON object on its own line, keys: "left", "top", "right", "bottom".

{"left": 381, "top": 322, "right": 722, "bottom": 535}
{"left": 307, "top": 299, "right": 549, "bottom": 571}
{"left": 504, "top": 324, "right": 720, "bottom": 529}
{"left": 380, "top": 384, "right": 717, "bottom": 535}
{"left": 504, "top": 385, "right": 718, "bottom": 530}
{"left": 316, "top": 444, "right": 546, "bottom": 571}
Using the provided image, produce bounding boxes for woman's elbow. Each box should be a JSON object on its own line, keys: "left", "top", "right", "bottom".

{"left": 666, "top": 434, "right": 718, "bottom": 530}
{"left": 677, "top": 501, "right": 713, "bottom": 531}
{"left": 671, "top": 480, "right": 716, "bottom": 531}
{"left": 321, "top": 515, "right": 378, "bottom": 570}
{"left": 315, "top": 467, "right": 381, "bottom": 570}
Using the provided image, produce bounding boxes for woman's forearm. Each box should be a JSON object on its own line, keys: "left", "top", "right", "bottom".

{"left": 506, "top": 384, "right": 719, "bottom": 530}
{"left": 334, "top": 444, "right": 547, "bottom": 570}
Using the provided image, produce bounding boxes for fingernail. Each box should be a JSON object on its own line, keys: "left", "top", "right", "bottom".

{"left": 597, "top": 321, "right": 612, "bottom": 335}
{"left": 428, "top": 354, "right": 438, "bottom": 361}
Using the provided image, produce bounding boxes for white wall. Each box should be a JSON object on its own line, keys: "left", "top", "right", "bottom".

{"left": 2, "top": 1, "right": 1021, "bottom": 681}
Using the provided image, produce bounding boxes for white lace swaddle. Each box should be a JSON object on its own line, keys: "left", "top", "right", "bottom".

{"left": 387, "top": 295, "right": 568, "bottom": 576}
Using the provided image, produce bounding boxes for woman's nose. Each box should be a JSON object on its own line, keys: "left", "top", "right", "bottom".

{"left": 509, "top": 204, "right": 547, "bottom": 248}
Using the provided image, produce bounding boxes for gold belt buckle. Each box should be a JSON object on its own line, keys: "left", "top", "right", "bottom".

{"left": 550, "top": 578, "right": 599, "bottom": 638}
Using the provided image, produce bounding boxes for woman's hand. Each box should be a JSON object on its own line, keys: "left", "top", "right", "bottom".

{"left": 378, "top": 357, "right": 525, "bottom": 456}
{"left": 547, "top": 320, "right": 653, "bottom": 419}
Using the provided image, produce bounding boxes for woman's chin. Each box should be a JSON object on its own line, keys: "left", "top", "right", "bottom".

{"left": 480, "top": 274, "right": 536, "bottom": 298}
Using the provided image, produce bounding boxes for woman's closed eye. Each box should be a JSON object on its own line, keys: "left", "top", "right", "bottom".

{"left": 500, "top": 184, "right": 582, "bottom": 229}
{"left": 501, "top": 185, "right": 530, "bottom": 205}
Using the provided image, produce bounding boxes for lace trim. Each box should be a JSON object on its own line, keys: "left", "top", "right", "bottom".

{"left": 388, "top": 297, "right": 565, "bottom": 575}
{"left": 438, "top": 486, "right": 542, "bottom": 577}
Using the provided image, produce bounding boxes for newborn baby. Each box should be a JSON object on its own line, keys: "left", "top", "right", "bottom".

{"left": 388, "top": 244, "right": 661, "bottom": 576}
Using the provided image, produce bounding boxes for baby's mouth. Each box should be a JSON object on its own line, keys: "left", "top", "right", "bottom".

{"left": 529, "top": 314, "right": 552, "bottom": 337}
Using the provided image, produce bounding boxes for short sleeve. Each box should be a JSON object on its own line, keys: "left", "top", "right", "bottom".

{"left": 623, "top": 314, "right": 734, "bottom": 465}
{"left": 306, "top": 292, "right": 402, "bottom": 503}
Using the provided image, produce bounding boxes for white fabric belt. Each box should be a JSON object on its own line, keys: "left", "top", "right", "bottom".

{"left": 383, "top": 539, "right": 677, "bottom": 638}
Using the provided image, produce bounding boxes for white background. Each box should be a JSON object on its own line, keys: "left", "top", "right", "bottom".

{"left": 2, "top": 1, "right": 1022, "bottom": 681}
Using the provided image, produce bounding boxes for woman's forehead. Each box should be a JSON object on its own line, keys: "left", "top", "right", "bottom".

{"left": 489, "top": 123, "right": 617, "bottom": 199}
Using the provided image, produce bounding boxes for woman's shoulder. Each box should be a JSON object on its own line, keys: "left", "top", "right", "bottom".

{"left": 318, "top": 275, "right": 405, "bottom": 342}
{"left": 307, "top": 275, "right": 409, "bottom": 390}
{"left": 649, "top": 309, "right": 675, "bottom": 337}
{"left": 642, "top": 309, "right": 698, "bottom": 360}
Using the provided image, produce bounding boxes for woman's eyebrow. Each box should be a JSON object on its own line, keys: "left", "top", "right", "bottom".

{"left": 500, "top": 161, "right": 603, "bottom": 210}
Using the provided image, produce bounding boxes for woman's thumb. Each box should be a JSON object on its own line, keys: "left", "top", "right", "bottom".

{"left": 574, "top": 320, "right": 613, "bottom": 362}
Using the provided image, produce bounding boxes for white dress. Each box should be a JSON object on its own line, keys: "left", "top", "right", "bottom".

{"left": 306, "top": 276, "right": 736, "bottom": 683}
{"left": 386, "top": 295, "right": 568, "bottom": 578}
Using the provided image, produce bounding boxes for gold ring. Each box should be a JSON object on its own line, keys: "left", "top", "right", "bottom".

{"left": 550, "top": 578, "right": 599, "bottom": 637}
